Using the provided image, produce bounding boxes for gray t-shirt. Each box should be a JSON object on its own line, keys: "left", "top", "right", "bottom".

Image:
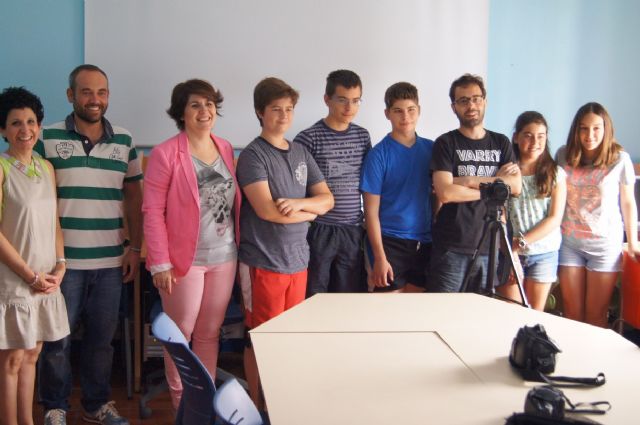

{"left": 237, "top": 137, "right": 325, "bottom": 273}
{"left": 192, "top": 156, "right": 237, "bottom": 265}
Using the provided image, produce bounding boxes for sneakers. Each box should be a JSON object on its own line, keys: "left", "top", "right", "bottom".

{"left": 82, "top": 401, "right": 130, "bottom": 425}
{"left": 44, "top": 409, "right": 67, "bottom": 425}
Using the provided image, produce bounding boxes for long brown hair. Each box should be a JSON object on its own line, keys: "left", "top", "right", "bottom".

{"left": 512, "top": 111, "right": 557, "bottom": 198}
{"left": 565, "top": 102, "right": 621, "bottom": 168}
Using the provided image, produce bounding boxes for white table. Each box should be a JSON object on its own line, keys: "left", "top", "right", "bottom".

{"left": 250, "top": 293, "right": 640, "bottom": 424}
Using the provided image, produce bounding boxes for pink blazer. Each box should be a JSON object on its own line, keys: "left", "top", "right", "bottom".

{"left": 142, "top": 131, "right": 241, "bottom": 277}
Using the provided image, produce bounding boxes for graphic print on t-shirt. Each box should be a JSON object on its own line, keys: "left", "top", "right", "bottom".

{"left": 196, "top": 166, "right": 233, "bottom": 237}
{"left": 56, "top": 141, "right": 74, "bottom": 160}
{"left": 294, "top": 162, "right": 308, "bottom": 186}
{"left": 563, "top": 166, "right": 608, "bottom": 240}
{"left": 455, "top": 149, "right": 501, "bottom": 176}
{"left": 326, "top": 159, "right": 359, "bottom": 192}
{"left": 109, "top": 146, "right": 125, "bottom": 162}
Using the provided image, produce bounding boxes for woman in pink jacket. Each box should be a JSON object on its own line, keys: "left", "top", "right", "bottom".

{"left": 142, "top": 79, "right": 241, "bottom": 409}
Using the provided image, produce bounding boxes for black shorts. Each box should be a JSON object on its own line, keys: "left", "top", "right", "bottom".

{"left": 306, "top": 222, "right": 366, "bottom": 296}
{"left": 365, "top": 234, "right": 431, "bottom": 292}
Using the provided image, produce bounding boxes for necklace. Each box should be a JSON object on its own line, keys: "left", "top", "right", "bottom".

{"left": 1, "top": 153, "right": 43, "bottom": 182}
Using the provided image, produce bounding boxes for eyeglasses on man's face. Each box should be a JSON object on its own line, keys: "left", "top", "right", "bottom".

{"left": 453, "top": 95, "right": 485, "bottom": 107}
{"left": 333, "top": 96, "right": 362, "bottom": 106}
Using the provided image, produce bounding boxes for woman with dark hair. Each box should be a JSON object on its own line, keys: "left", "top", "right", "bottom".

{"left": 557, "top": 102, "right": 638, "bottom": 327}
{"left": 142, "top": 79, "right": 241, "bottom": 409}
{"left": 0, "top": 87, "right": 68, "bottom": 425}
{"left": 501, "top": 111, "right": 566, "bottom": 310}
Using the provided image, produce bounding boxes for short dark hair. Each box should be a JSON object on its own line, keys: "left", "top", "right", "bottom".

{"left": 325, "top": 70, "right": 362, "bottom": 97}
{"left": 0, "top": 87, "right": 45, "bottom": 136}
{"left": 253, "top": 77, "right": 299, "bottom": 126}
{"left": 69, "top": 64, "right": 108, "bottom": 91}
{"left": 384, "top": 82, "right": 418, "bottom": 109}
{"left": 166, "top": 79, "right": 224, "bottom": 131}
{"left": 449, "top": 73, "right": 486, "bottom": 103}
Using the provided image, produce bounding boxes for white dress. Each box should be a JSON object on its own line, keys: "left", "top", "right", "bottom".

{"left": 0, "top": 154, "right": 69, "bottom": 349}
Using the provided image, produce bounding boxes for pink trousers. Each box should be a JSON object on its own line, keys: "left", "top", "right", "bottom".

{"left": 160, "top": 260, "right": 236, "bottom": 409}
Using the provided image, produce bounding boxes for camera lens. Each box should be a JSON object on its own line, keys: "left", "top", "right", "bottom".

{"left": 494, "top": 184, "right": 509, "bottom": 200}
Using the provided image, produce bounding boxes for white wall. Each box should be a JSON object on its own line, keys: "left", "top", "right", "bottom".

{"left": 3, "top": 1, "right": 637, "bottom": 161}
{"left": 85, "top": 0, "right": 489, "bottom": 147}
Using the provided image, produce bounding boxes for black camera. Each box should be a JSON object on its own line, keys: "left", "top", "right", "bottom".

{"left": 525, "top": 386, "right": 566, "bottom": 419}
{"left": 479, "top": 179, "right": 510, "bottom": 204}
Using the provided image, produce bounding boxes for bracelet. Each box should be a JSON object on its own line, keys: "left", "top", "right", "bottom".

{"left": 29, "top": 272, "right": 40, "bottom": 288}
{"left": 130, "top": 247, "right": 142, "bottom": 253}
{"left": 56, "top": 257, "right": 67, "bottom": 264}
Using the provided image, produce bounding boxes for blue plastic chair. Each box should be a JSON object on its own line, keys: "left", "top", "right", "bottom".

{"left": 214, "top": 378, "right": 263, "bottom": 425}
{"left": 152, "top": 312, "right": 262, "bottom": 425}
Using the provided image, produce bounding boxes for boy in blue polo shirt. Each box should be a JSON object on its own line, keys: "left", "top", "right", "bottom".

{"left": 360, "top": 82, "right": 434, "bottom": 292}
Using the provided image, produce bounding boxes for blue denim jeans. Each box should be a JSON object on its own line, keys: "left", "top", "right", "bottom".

{"left": 428, "top": 247, "right": 490, "bottom": 293}
{"left": 38, "top": 267, "right": 123, "bottom": 412}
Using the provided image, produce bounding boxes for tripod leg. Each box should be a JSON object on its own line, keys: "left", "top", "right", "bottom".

{"left": 496, "top": 223, "right": 530, "bottom": 308}
{"left": 460, "top": 220, "right": 491, "bottom": 293}
{"left": 485, "top": 221, "right": 499, "bottom": 296}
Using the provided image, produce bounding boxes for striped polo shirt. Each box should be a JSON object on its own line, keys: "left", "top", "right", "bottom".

{"left": 294, "top": 119, "right": 371, "bottom": 226}
{"left": 35, "top": 114, "right": 143, "bottom": 270}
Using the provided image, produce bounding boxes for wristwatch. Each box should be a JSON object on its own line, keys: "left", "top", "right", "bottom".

{"left": 518, "top": 233, "right": 528, "bottom": 250}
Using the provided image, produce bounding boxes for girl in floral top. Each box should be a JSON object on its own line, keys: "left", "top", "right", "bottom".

{"left": 504, "top": 111, "right": 566, "bottom": 310}
{"left": 557, "top": 103, "right": 638, "bottom": 327}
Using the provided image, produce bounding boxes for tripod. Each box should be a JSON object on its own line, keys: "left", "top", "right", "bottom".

{"left": 460, "top": 201, "right": 530, "bottom": 308}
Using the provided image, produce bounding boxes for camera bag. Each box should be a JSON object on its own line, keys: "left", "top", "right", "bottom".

{"left": 509, "top": 324, "right": 605, "bottom": 387}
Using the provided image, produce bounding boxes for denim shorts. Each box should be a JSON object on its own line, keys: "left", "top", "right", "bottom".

{"left": 559, "top": 243, "right": 622, "bottom": 272}
{"left": 519, "top": 251, "right": 559, "bottom": 283}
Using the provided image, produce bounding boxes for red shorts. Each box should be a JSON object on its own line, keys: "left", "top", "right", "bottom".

{"left": 245, "top": 267, "right": 307, "bottom": 329}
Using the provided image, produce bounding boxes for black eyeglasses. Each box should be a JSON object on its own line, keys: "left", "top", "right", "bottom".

{"left": 453, "top": 95, "right": 485, "bottom": 107}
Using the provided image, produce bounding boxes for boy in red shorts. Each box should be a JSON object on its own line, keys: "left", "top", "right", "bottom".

{"left": 236, "top": 77, "right": 333, "bottom": 410}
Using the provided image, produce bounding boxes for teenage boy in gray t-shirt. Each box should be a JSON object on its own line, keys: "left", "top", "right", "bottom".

{"left": 294, "top": 70, "right": 371, "bottom": 296}
{"left": 236, "top": 77, "right": 333, "bottom": 411}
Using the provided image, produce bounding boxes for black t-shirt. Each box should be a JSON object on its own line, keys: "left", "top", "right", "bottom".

{"left": 430, "top": 129, "right": 516, "bottom": 254}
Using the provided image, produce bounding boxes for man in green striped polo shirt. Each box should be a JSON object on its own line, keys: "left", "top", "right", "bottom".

{"left": 36, "top": 64, "right": 142, "bottom": 425}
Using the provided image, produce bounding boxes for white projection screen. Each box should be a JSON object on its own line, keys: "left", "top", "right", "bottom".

{"left": 86, "top": 0, "right": 488, "bottom": 147}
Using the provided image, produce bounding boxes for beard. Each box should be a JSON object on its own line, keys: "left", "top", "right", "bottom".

{"left": 456, "top": 108, "right": 484, "bottom": 129}
{"left": 73, "top": 103, "right": 106, "bottom": 124}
